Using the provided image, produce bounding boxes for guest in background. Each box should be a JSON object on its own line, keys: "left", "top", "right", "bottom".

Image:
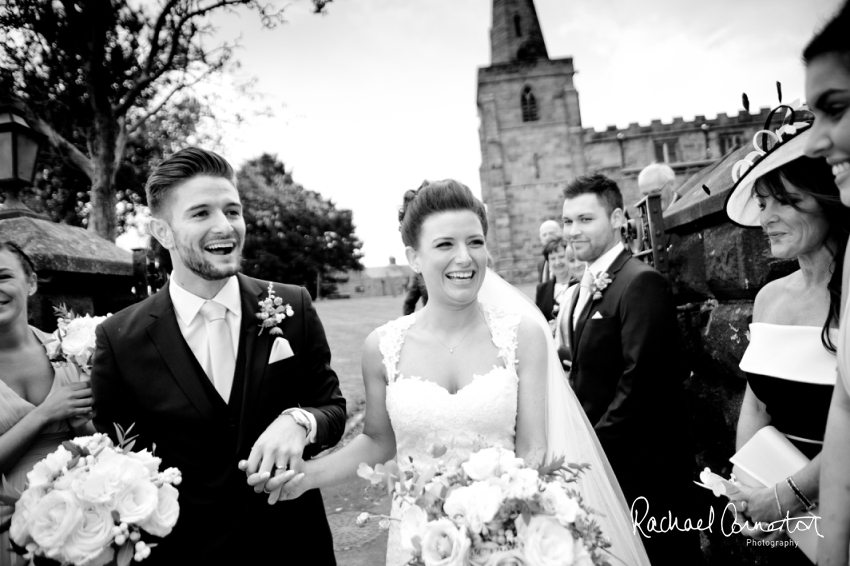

{"left": 402, "top": 271, "right": 428, "bottom": 315}
{"left": 725, "top": 124, "right": 850, "bottom": 560}
{"left": 0, "top": 242, "right": 94, "bottom": 566}
{"left": 535, "top": 237, "right": 581, "bottom": 323}
{"left": 801, "top": 2, "right": 850, "bottom": 563}
{"left": 536, "top": 220, "right": 560, "bottom": 282}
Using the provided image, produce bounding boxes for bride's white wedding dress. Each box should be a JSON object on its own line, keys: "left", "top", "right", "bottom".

{"left": 379, "top": 303, "right": 520, "bottom": 565}
{"left": 376, "top": 269, "right": 650, "bottom": 566}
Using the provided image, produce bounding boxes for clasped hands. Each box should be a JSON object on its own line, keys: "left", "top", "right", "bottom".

{"left": 237, "top": 414, "right": 311, "bottom": 505}
{"left": 729, "top": 484, "right": 788, "bottom": 542}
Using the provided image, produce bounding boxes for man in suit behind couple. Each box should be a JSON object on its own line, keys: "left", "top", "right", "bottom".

{"left": 561, "top": 173, "right": 701, "bottom": 565}
{"left": 91, "top": 148, "right": 346, "bottom": 565}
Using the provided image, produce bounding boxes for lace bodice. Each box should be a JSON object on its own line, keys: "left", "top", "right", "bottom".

{"left": 379, "top": 303, "right": 520, "bottom": 565}
{"left": 378, "top": 302, "right": 520, "bottom": 467}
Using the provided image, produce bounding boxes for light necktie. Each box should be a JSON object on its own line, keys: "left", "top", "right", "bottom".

{"left": 199, "top": 300, "right": 235, "bottom": 401}
{"left": 572, "top": 268, "right": 595, "bottom": 331}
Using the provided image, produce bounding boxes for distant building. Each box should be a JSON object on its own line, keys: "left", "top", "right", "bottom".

{"left": 479, "top": 0, "right": 772, "bottom": 283}
{"left": 333, "top": 257, "right": 413, "bottom": 299}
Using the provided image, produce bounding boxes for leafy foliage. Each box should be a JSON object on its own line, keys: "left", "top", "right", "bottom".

{"left": 239, "top": 154, "right": 363, "bottom": 297}
{"left": 0, "top": 0, "right": 331, "bottom": 239}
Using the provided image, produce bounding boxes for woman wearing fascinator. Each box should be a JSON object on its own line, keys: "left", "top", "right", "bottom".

{"left": 265, "top": 179, "right": 650, "bottom": 565}
{"left": 725, "top": 102, "right": 850, "bottom": 561}
{"left": 800, "top": 1, "right": 850, "bottom": 563}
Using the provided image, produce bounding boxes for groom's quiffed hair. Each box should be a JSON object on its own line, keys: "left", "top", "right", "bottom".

{"left": 145, "top": 147, "right": 236, "bottom": 218}
{"left": 564, "top": 173, "right": 624, "bottom": 216}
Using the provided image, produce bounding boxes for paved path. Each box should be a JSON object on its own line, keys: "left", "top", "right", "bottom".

{"left": 314, "top": 294, "right": 404, "bottom": 566}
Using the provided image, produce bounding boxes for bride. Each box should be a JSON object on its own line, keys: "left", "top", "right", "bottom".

{"left": 264, "top": 179, "right": 649, "bottom": 565}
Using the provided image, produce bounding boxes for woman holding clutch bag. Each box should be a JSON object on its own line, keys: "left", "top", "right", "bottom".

{"left": 801, "top": 2, "right": 850, "bottom": 563}
{"left": 725, "top": 118, "right": 850, "bottom": 559}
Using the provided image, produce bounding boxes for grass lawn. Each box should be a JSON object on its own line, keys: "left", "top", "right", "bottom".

{"left": 314, "top": 294, "right": 408, "bottom": 411}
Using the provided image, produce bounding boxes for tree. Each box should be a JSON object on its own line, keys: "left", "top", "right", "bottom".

{"left": 24, "top": 97, "right": 211, "bottom": 231}
{"left": 239, "top": 154, "right": 363, "bottom": 297}
{"left": 0, "top": 0, "right": 331, "bottom": 240}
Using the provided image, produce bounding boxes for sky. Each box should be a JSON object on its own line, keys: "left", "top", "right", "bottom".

{"left": 196, "top": 0, "right": 842, "bottom": 267}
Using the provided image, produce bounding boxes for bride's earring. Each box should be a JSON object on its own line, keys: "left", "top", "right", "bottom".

{"left": 412, "top": 266, "right": 419, "bottom": 273}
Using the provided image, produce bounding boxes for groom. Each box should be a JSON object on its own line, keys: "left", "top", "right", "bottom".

{"left": 91, "top": 148, "right": 345, "bottom": 565}
{"left": 562, "top": 173, "right": 699, "bottom": 565}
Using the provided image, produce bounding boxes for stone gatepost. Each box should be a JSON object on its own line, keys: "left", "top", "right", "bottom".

{"left": 0, "top": 215, "right": 140, "bottom": 331}
{"left": 664, "top": 145, "right": 796, "bottom": 564}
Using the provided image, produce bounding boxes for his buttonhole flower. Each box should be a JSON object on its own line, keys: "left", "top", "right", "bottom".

{"left": 257, "top": 283, "right": 294, "bottom": 336}
{"left": 590, "top": 272, "right": 612, "bottom": 301}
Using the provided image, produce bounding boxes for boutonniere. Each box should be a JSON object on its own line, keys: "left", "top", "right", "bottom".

{"left": 257, "top": 283, "right": 294, "bottom": 336}
{"left": 590, "top": 272, "right": 613, "bottom": 301}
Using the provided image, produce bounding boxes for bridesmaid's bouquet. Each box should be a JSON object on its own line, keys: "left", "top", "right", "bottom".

{"left": 0, "top": 426, "right": 181, "bottom": 566}
{"left": 44, "top": 305, "right": 111, "bottom": 376}
{"left": 357, "top": 446, "right": 612, "bottom": 566}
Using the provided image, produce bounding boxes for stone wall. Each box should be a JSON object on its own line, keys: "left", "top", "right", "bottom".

{"left": 663, "top": 144, "right": 797, "bottom": 564}
{"left": 477, "top": 57, "right": 584, "bottom": 282}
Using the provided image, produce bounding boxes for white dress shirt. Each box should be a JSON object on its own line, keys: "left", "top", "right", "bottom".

{"left": 572, "top": 241, "right": 625, "bottom": 328}
{"left": 169, "top": 274, "right": 317, "bottom": 443}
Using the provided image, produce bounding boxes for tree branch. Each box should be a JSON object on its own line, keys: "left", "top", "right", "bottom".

{"left": 31, "top": 115, "right": 95, "bottom": 180}
{"left": 116, "top": 0, "right": 251, "bottom": 116}
{"left": 126, "top": 68, "right": 214, "bottom": 134}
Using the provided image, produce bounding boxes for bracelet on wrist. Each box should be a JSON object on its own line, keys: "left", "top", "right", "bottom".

{"left": 786, "top": 477, "right": 816, "bottom": 512}
{"left": 773, "top": 482, "right": 783, "bottom": 519}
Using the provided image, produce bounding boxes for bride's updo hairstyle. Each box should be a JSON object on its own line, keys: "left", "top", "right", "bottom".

{"left": 398, "top": 179, "right": 488, "bottom": 249}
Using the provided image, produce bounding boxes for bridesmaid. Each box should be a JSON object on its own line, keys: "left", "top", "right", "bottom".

{"left": 0, "top": 242, "right": 94, "bottom": 566}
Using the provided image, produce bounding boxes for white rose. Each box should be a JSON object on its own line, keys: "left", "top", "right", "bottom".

{"left": 443, "top": 482, "right": 503, "bottom": 534}
{"left": 62, "top": 328, "right": 91, "bottom": 358}
{"left": 114, "top": 480, "right": 159, "bottom": 524}
{"left": 53, "top": 464, "right": 88, "bottom": 491}
{"left": 139, "top": 484, "right": 180, "bottom": 537}
{"left": 420, "top": 519, "right": 471, "bottom": 566}
{"left": 462, "top": 448, "right": 502, "bottom": 480}
{"left": 504, "top": 468, "right": 540, "bottom": 500}
{"left": 539, "top": 483, "right": 580, "bottom": 526}
{"left": 498, "top": 451, "right": 524, "bottom": 473}
{"left": 521, "top": 515, "right": 576, "bottom": 566}
{"left": 27, "top": 445, "right": 73, "bottom": 489}
{"left": 9, "top": 487, "right": 46, "bottom": 546}
{"left": 399, "top": 504, "right": 428, "bottom": 554}
{"left": 73, "top": 449, "right": 148, "bottom": 505}
{"left": 126, "top": 449, "right": 162, "bottom": 476}
{"left": 62, "top": 504, "right": 115, "bottom": 565}
{"left": 28, "top": 490, "right": 84, "bottom": 555}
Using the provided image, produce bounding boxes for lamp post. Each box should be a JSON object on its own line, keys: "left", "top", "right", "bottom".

{"left": 0, "top": 102, "right": 47, "bottom": 219}
{"left": 700, "top": 123, "right": 711, "bottom": 159}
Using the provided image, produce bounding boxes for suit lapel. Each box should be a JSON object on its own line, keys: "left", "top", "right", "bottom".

{"left": 236, "top": 274, "right": 273, "bottom": 452}
{"left": 146, "top": 282, "right": 218, "bottom": 422}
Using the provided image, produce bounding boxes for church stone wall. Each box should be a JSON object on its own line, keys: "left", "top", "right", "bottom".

{"left": 477, "top": 58, "right": 584, "bottom": 281}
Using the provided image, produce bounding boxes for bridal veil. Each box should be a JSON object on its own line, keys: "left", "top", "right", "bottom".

{"left": 479, "top": 268, "right": 650, "bottom": 565}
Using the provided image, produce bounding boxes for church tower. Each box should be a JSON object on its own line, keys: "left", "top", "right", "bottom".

{"left": 477, "top": 0, "right": 585, "bottom": 282}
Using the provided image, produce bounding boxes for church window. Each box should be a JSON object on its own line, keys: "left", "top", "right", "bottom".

{"left": 514, "top": 14, "right": 522, "bottom": 37}
{"left": 719, "top": 131, "right": 744, "bottom": 155}
{"left": 521, "top": 86, "right": 538, "bottom": 122}
{"left": 653, "top": 138, "right": 679, "bottom": 163}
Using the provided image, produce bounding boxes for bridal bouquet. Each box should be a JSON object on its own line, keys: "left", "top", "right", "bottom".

{"left": 357, "top": 446, "right": 611, "bottom": 566}
{"left": 1, "top": 426, "right": 181, "bottom": 566}
{"left": 45, "top": 305, "right": 110, "bottom": 376}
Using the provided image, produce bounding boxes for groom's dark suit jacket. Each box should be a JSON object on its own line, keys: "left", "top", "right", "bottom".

{"left": 568, "top": 250, "right": 699, "bottom": 564}
{"left": 91, "top": 274, "right": 345, "bottom": 566}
